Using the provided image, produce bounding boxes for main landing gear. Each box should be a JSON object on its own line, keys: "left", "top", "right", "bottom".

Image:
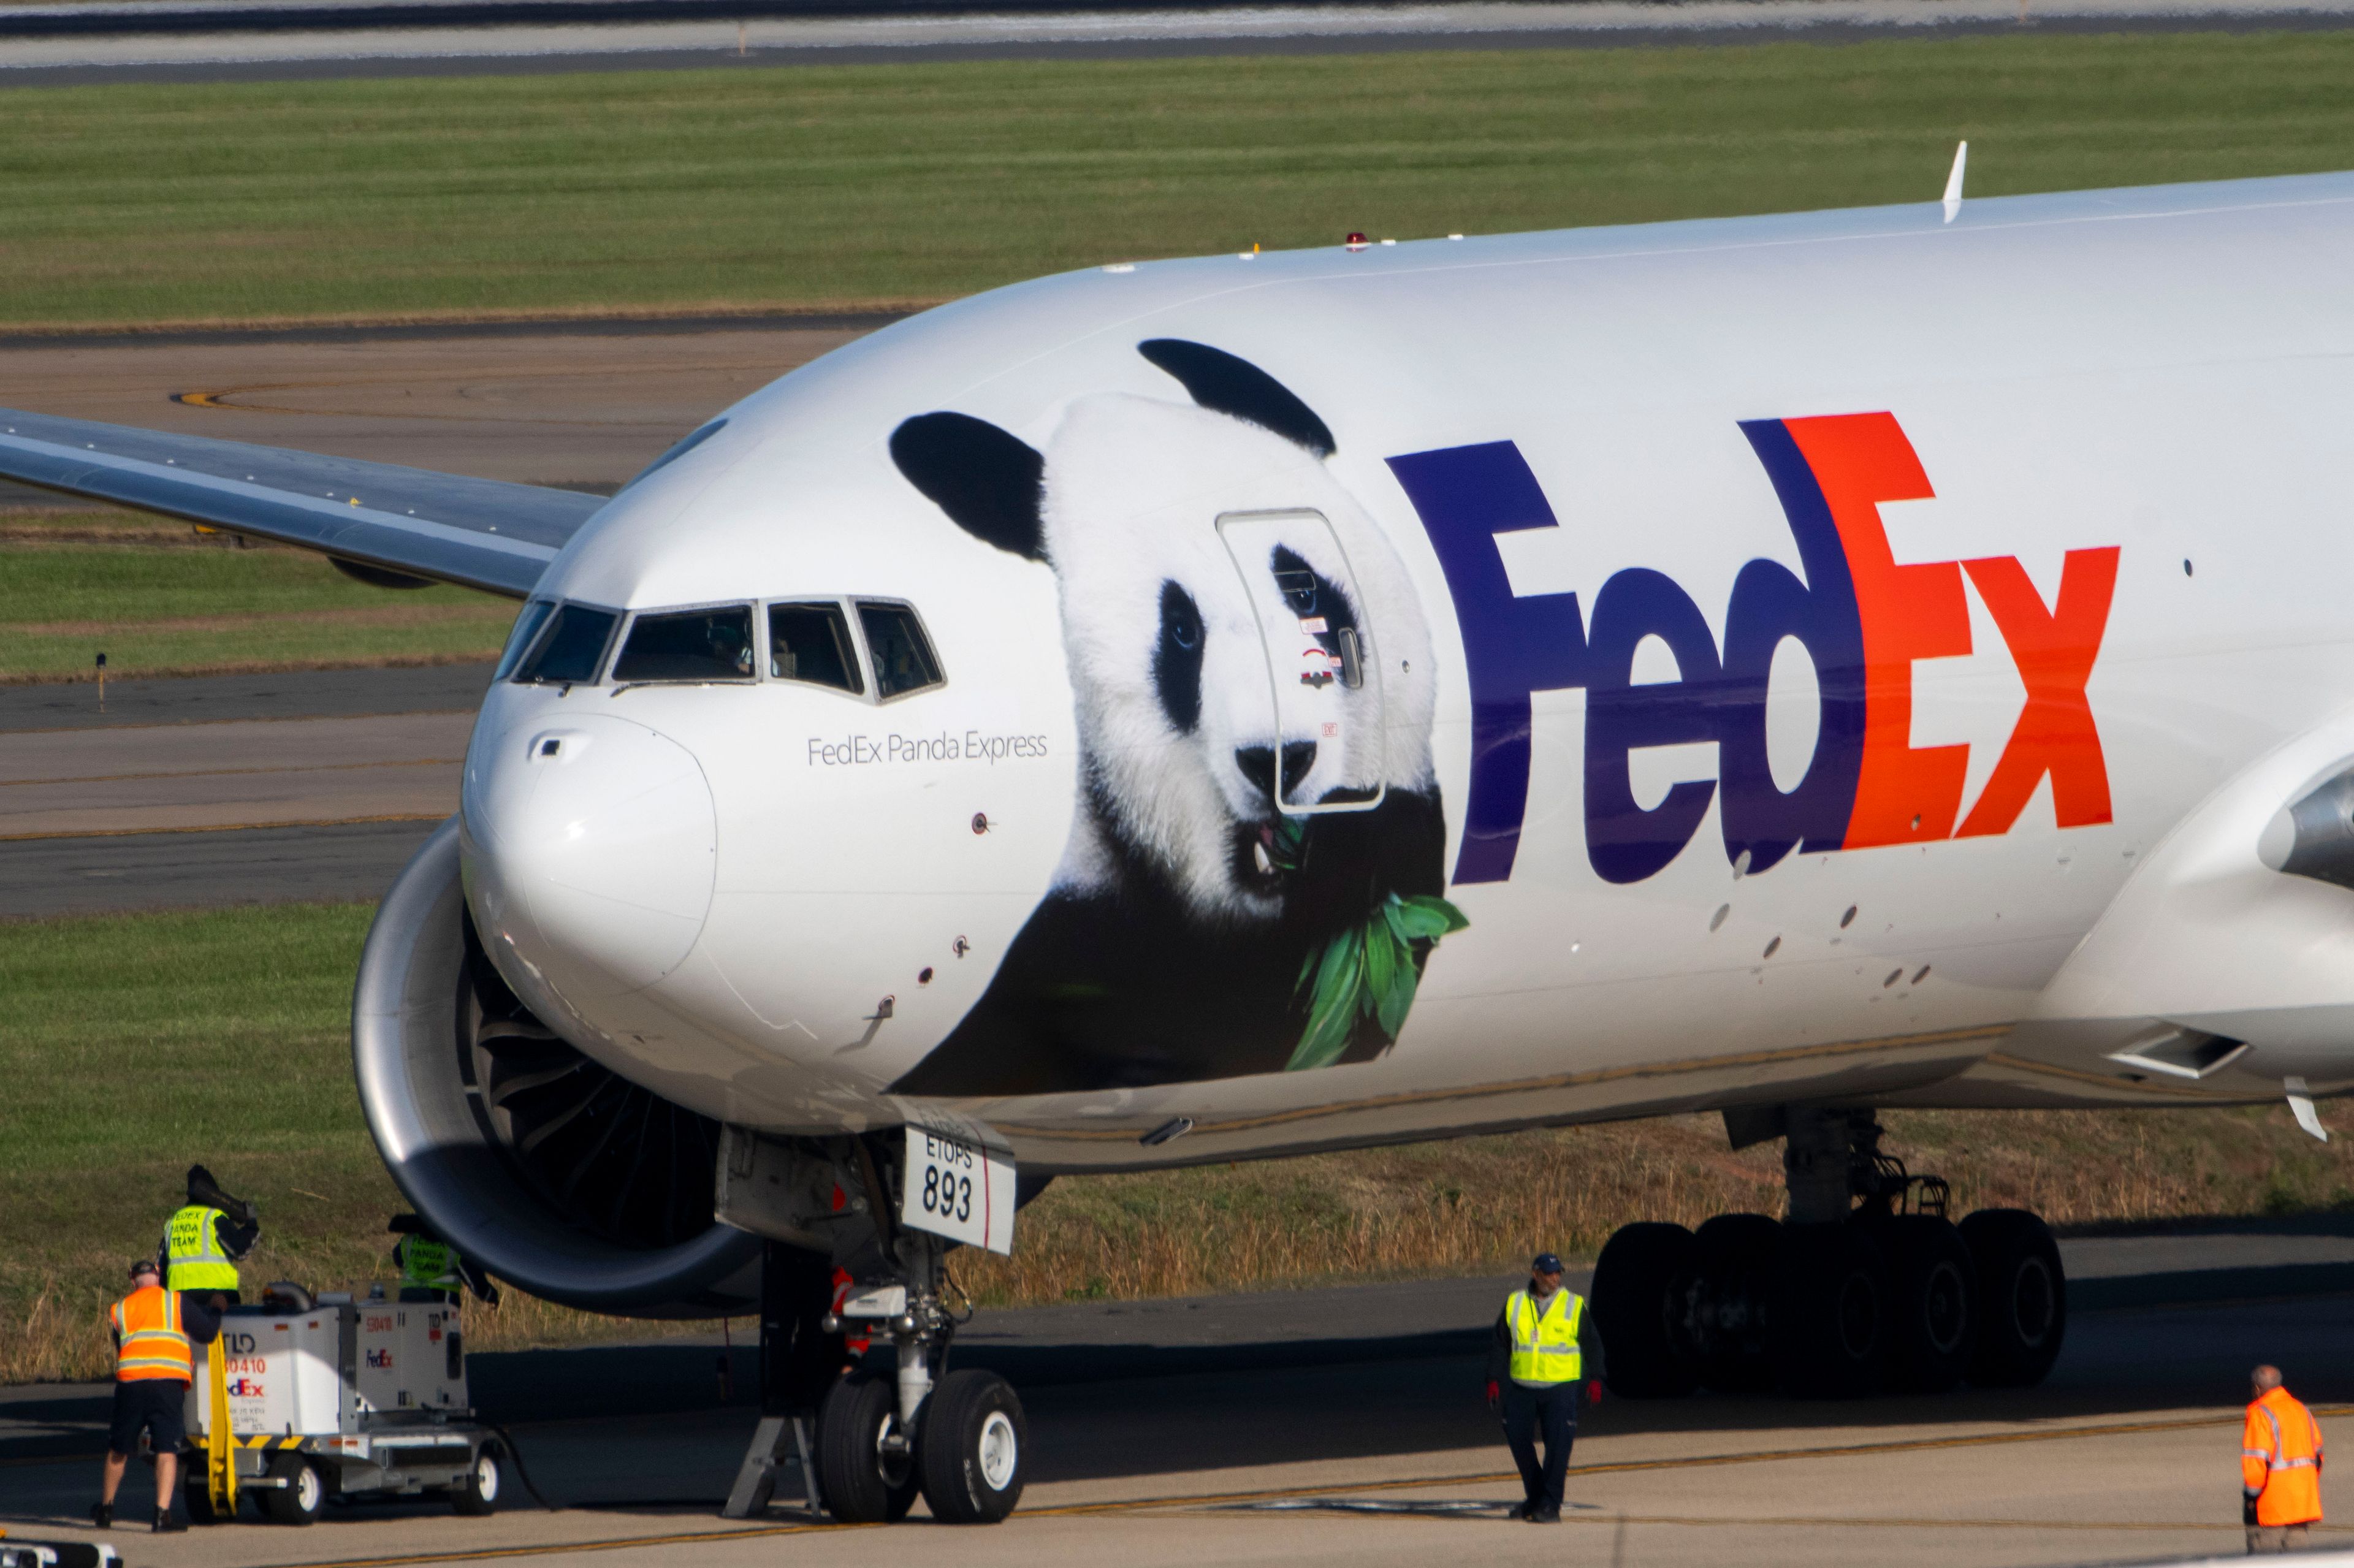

{"left": 1591, "top": 1108, "right": 2066, "bottom": 1399}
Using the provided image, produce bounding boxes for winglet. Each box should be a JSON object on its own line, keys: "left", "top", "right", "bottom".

{"left": 2287, "top": 1076, "right": 2329, "bottom": 1142}
{"left": 1942, "top": 140, "right": 1968, "bottom": 224}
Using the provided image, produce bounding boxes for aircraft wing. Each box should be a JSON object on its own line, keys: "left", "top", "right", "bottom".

{"left": 0, "top": 404, "right": 606, "bottom": 597}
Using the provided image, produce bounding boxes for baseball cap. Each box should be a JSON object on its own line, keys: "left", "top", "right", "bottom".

{"left": 1532, "top": 1253, "right": 1563, "bottom": 1275}
{"left": 129, "top": 1258, "right": 159, "bottom": 1281}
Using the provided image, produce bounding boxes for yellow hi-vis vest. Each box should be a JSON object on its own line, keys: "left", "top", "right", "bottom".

{"left": 398, "top": 1236, "right": 460, "bottom": 1290}
{"left": 1506, "top": 1287, "right": 1584, "bottom": 1385}
{"left": 165, "top": 1205, "right": 240, "bottom": 1292}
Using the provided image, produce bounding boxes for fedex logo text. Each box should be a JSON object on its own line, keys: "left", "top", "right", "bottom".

{"left": 1387, "top": 413, "right": 2119, "bottom": 886}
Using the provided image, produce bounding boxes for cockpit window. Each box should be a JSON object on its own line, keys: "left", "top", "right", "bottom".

{"left": 769, "top": 603, "right": 863, "bottom": 695}
{"left": 857, "top": 601, "right": 945, "bottom": 699}
{"left": 511, "top": 603, "right": 618, "bottom": 685}
{"left": 495, "top": 599, "right": 555, "bottom": 681}
{"left": 614, "top": 605, "right": 756, "bottom": 683}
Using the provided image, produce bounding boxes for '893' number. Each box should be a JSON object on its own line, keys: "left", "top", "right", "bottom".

{"left": 921, "top": 1162, "right": 974, "bottom": 1224}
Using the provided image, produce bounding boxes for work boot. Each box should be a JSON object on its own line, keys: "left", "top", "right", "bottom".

{"left": 90, "top": 1502, "right": 112, "bottom": 1529}
{"left": 1529, "top": 1507, "right": 1562, "bottom": 1524}
{"left": 1514, "top": 1501, "right": 1536, "bottom": 1521}
{"left": 154, "top": 1507, "right": 187, "bottom": 1533}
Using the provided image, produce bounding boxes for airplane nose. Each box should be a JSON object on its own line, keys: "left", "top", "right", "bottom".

{"left": 463, "top": 712, "right": 716, "bottom": 1002}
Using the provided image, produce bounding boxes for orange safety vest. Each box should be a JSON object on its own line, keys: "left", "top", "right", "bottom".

{"left": 2243, "top": 1387, "right": 2325, "bottom": 1527}
{"left": 110, "top": 1285, "right": 192, "bottom": 1383}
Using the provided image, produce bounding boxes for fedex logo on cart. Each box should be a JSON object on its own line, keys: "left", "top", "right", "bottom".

{"left": 1388, "top": 413, "right": 2121, "bottom": 886}
{"left": 367, "top": 1349, "right": 394, "bottom": 1369}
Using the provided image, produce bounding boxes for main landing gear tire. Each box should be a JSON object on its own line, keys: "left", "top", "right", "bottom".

{"left": 1592, "top": 1222, "right": 1699, "bottom": 1398}
{"left": 817, "top": 1370, "right": 921, "bottom": 1524}
{"left": 917, "top": 1369, "right": 1027, "bottom": 1524}
{"left": 1593, "top": 1205, "right": 2063, "bottom": 1400}
{"left": 1960, "top": 1208, "right": 2066, "bottom": 1387}
{"left": 1767, "top": 1222, "right": 1891, "bottom": 1398}
{"left": 1882, "top": 1215, "right": 1975, "bottom": 1394}
{"left": 1689, "top": 1213, "right": 1780, "bottom": 1393}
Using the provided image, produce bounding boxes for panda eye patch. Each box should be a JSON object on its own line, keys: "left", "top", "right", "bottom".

{"left": 1154, "top": 580, "right": 1205, "bottom": 734}
{"left": 1273, "top": 569, "right": 1317, "bottom": 617}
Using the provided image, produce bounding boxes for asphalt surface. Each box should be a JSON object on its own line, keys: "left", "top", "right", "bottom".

{"left": 8, "top": 1238, "right": 2354, "bottom": 1566}
{"left": 0, "top": 322, "right": 867, "bottom": 918}
{"left": 4, "top": 0, "right": 2354, "bottom": 85}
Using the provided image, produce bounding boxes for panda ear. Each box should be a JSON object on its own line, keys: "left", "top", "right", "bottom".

{"left": 1138, "top": 339, "right": 1336, "bottom": 459}
{"left": 889, "top": 413, "right": 1047, "bottom": 562}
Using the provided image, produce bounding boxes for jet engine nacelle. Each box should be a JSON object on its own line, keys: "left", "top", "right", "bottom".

{"left": 352, "top": 818, "right": 760, "bottom": 1315}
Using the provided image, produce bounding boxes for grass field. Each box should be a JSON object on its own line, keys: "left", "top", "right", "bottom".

{"left": 7, "top": 900, "right": 2354, "bottom": 1383}
{"left": 2, "top": 34, "right": 2353, "bottom": 327}
{"left": 0, "top": 511, "right": 518, "bottom": 682}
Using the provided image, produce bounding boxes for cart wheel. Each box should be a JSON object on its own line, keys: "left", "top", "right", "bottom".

{"left": 261, "top": 1455, "right": 324, "bottom": 1526}
{"left": 452, "top": 1444, "right": 503, "bottom": 1517}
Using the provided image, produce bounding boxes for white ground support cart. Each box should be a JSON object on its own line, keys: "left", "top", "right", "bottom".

{"left": 184, "top": 1287, "right": 508, "bottom": 1525}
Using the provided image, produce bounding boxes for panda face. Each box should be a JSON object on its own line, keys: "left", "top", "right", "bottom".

{"left": 1043, "top": 395, "right": 1422, "bottom": 921}
{"left": 888, "top": 342, "right": 1438, "bottom": 927}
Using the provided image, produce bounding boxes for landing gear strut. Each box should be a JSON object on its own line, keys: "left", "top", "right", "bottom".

{"left": 1591, "top": 1106, "right": 2066, "bottom": 1399}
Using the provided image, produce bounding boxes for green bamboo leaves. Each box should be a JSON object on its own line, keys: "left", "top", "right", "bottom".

{"left": 1286, "top": 892, "right": 1469, "bottom": 1072}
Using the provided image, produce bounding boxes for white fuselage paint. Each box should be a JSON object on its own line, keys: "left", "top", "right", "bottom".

{"left": 460, "top": 173, "right": 2354, "bottom": 1172}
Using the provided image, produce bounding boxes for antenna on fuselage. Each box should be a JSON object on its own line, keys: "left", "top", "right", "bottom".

{"left": 1942, "top": 140, "right": 1968, "bottom": 224}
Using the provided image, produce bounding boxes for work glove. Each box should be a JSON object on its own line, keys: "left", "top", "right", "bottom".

{"left": 1588, "top": 1379, "right": 1602, "bottom": 1404}
{"left": 1485, "top": 1380, "right": 1501, "bottom": 1412}
{"left": 2244, "top": 1494, "right": 2260, "bottom": 1527}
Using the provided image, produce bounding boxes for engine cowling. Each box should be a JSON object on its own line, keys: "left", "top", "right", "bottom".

{"left": 352, "top": 817, "right": 760, "bottom": 1314}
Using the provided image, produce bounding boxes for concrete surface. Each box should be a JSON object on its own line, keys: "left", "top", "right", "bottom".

{"left": 9, "top": 1243, "right": 2354, "bottom": 1567}
{"left": 0, "top": 324, "right": 866, "bottom": 497}
{"left": 4, "top": 0, "right": 2354, "bottom": 86}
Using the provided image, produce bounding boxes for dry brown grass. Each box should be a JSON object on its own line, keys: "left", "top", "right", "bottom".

{"left": 956, "top": 1105, "right": 2354, "bottom": 1308}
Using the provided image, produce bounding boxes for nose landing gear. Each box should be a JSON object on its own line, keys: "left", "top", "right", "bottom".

{"left": 1591, "top": 1107, "right": 2066, "bottom": 1399}
{"left": 716, "top": 1130, "right": 1029, "bottom": 1526}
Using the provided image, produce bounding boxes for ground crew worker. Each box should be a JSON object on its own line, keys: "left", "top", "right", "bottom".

{"left": 93, "top": 1258, "right": 220, "bottom": 1534}
{"left": 389, "top": 1213, "right": 500, "bottom": 1305}
{"left": 159, "top": 1164, "right": 257, "bottom": 1303}
{"left": 1485, "top": 1251, "right": 1597, "bottom": 1523}
{"left": 2244, "top": 1363, "right": 2325, "bottom": 1553}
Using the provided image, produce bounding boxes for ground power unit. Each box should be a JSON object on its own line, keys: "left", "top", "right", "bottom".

{"left": 184, "top": 1289, "right": 506, "bottom": 1524}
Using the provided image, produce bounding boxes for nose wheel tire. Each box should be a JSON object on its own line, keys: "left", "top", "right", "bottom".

{"left": 451, "top": 1445, "right": 503, "bottom": 1517}
{"left": 261, "top": 1455, "right": 324, "bottom": 1526}
{"left": 816, "top": 1370, "right": 921, "bottom": 1523}
{"left": 918, "top": 1369, "right": 1027, "bottom": 1523}
{"left": 1959, "top": 1208, "right": 2066, "bottom": 1387}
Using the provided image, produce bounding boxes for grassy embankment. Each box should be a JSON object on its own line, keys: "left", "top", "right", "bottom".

{"left": 7, "top": 35, "right": 2354, "bottom": 678}
{"left": 0, "top": 512, "right": 518, "bottom": 682}
{"left": 7, "top": 902, "right": 2353, "bottom": 1383}
{"left": 1, "top": 34, "right": 2353, "bottom": 328}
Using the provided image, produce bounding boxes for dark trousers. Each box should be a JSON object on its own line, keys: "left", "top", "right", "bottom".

{"left": 1501, "top": 1380, "right": 1577, "bottom": 1511}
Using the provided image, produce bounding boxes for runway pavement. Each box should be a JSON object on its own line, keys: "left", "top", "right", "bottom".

{"left": 7, "top": 1237, "right": 2354, "bottom": 1567}
{"left": 0, "top": 319, "right": 875, "bottom": 917}
{"left": 4, "top": 0, "right": 2354, "bottom": 86}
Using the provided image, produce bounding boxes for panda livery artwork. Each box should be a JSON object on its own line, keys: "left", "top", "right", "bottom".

{"left": 11, "top": 169, "right": 2354, "bottom": 1518}
{"left": 885, "top": 339, "right": 1458, "bottom": 1095}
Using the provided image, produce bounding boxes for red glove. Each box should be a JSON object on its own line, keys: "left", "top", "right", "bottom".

{"left": 1485, "top": 1380, "right": 1501, "bottom": 1409}
{"left": 1588, "top": 1379, "right": 1603, "bottom": 1404}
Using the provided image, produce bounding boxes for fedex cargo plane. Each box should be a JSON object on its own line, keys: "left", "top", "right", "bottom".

{"left": 7, "top": 167, "right": 2353, "bottom": 1522}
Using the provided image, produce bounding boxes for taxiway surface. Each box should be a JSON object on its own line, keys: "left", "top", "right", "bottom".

{"left": 0, "top": 321, "right": 875, "bottom": 916}
{"left": 6, "top": 1247, "right": 2354, "bottom": 1567}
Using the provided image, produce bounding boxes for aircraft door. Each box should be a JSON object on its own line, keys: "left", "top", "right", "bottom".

{"left": 1217, "top": 509, "right": 1384, "bottom": 813}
